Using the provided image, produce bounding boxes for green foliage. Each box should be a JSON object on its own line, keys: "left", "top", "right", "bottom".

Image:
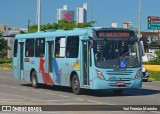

{"left": 146, "top": 50, "right": 160, "bottom": 65}
{"left": 148, "top": 71, "right": 160, "bottom": 81}
{"left": 77, "top": 21, "right": 96, "bottom": 28}
{"left": 0, "top": 58, "right": 12, "bottom": 64}
{"left": 19, "top": 30, "right": 26, "bottom": 34}
{"left": 29, "top": 20, "right": 96, "bottom": 33}
{"left": 0, "top": 38, "right": 11, "bottom": 58}
{"left": 28, "top": 25, "right": 38, "bottom": 33}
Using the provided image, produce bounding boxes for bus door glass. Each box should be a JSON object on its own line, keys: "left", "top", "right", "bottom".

{"left": 82, "top": 41, "right": 90, "bottom": 86}
{"left": 13, "top": 39, "right": 18, "bottom": 79}
{"left": 48, "top": 41, "right": 54, "bottom": 73}
{"left": 19, "top": 41, "right": 25, "bottom": 79}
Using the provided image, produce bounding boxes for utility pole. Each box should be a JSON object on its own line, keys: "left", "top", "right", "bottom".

{"left": 28, "top": 19, "right": 30, "bottom": 33}
{"left": 90, "top": 0, "right": 93, "bottom": 21}
{"left": 138, "top": 0, "right": 142, "bottom": 39}
{"left": 37, "top": 0, "right": 41, "bottom": 32}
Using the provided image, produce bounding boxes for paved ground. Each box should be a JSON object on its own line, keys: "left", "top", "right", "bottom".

{"left": 0, "top": 69, "right": 159, "bottom": 114}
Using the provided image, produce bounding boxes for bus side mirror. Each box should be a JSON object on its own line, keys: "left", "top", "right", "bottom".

{"left": 140, "top": 41, "right": 145, "bottom": 56}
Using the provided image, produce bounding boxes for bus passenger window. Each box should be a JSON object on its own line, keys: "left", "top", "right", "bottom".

{"left": 25, "top": 39, "right": 34, "bottom": 57}
{"left": 55, "top": 38, "right": 60, "bottom": 57}
{"left": 13, "top": 39, "right": 18, "bottom": 57}
{"left": 35, "top": 38, "right": 45, "bottom": 57}
{"left": 66, "top": 36, "right": 79, "bottom": 58}
{"left": 55, "top": 37, "right": 66, "bottom": 58}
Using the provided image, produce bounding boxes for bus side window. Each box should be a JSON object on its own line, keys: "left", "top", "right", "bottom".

{"left": 25, "top": 39, "right": 34, "bottom": 57}
{"left": 66, "top": 36, "right": 79, "bottom": 58}
{"left": 13, "top": 39, "right": 18, "bottom": 57}
{"left": 35, "top": 38, "right": 45, "bottom": 57}
{"left": 55, "top": 37, "right": 66, "bottom": 58}
{"left": 55, "top": 38, "right": 60, "bottom": 57}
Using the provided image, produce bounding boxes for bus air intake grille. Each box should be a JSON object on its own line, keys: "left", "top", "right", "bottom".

{"left": 106, "top": 70, "right": 134, "bottom": 76}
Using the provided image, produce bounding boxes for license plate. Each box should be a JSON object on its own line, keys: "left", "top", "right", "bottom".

{"left": 116, "top": 82, "right": 125, "bottom": 86}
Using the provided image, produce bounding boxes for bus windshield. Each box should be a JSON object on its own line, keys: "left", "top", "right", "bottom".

{"left": 93, "top": 39, "right": 141, "bottom": 69}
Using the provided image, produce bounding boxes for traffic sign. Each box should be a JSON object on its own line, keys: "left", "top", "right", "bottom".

{"left": 148, "top": 16, "right": 160, "bottom": 22}
{"left": 148, "top": 16, "right": 160, "bottom": 30}
{"left": 148, "top": 22, "right": 160, "bottom": 30}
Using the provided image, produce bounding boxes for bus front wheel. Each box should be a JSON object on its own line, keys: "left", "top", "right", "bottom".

{"left": 71, "top": 74, "right": 81, "bottom": 95}
{"left": 31, "top": 71, "right": 38, "bottom": 88}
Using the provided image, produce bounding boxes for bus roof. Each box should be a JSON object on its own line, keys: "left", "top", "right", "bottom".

{"left": 15, "top": 28, "right": 92, "bottom": 39}
{"left": 15, "top": 27, "right": 135, "bottom": 39}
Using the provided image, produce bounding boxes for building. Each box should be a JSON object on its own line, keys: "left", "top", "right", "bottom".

{"left": 122, "top": 22, "right": 133, "bottom": 29}
{"left": 57, "top": 5, "right": 74, "bottom": 22}
{"left": 0, "top": 25, "right": 27, "bottom": 58}
{"left": 141, "top": 31, "right": 160, "bottom": 53}
{"left": 76, "top": 3, "right": 87, "bottom": 23}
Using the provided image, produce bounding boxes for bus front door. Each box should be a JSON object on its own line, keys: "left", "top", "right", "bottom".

{"left": 19, "top": 42, "right": 24, "bottom": 79}
{"left": 82, "top": 41, "right": 90, "bottom": 86}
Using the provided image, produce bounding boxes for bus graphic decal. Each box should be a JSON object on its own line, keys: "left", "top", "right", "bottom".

{"left": 39, "top": 58, "right": 54, "bottom": 85}
{"left": 53, "top": 58, "right": 61, "bottom": 84}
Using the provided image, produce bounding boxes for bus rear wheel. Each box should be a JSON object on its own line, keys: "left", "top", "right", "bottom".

{"left": 71, "top": 74, "right": 81, "bottom": 95}
{"left": 31, "top": 71, "right": 38, "bottom": 88}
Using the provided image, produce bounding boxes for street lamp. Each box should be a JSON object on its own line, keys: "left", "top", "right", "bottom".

{"left": 138, "top": 0, "right": 142, "bottom": 39}
{"left": 90, "top": 0, "right": 93, "bottom": 21}
{"left": 37, "top": 0, "right": 41, "bottom": 32}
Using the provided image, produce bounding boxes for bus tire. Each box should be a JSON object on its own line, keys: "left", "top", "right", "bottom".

{"left": 31, "top": 71, "right": 38, "bottom": 88}
{"left": 71, "top": 74, "right": 81, "bottom": 95}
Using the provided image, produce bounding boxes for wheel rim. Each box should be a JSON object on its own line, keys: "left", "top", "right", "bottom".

{"left": 32, "top": 76, "right": 36, "bottom": 86}
{"left": 73, "top": 78, "right": 79, "bottom": 91}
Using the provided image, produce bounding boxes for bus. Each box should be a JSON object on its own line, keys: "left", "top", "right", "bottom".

{"left": 13, "top": 27, "right": 143, "bottom": 95}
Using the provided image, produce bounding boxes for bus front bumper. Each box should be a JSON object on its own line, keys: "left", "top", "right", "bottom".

{"left": 92, "top": 78, "right": 142, "bottom": 90}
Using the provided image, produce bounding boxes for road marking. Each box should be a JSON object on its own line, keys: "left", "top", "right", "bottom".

{"left": 86, "top": 99, "right": 99, "bottom": 103}
{"left": 0, "top": 84, "right": 30, "bottom": 91}
{"left": 48, "top": 100, "right": 77, "bottom": 102}
{"left": 10, "top": 86, "right": 18, "bottom": 89}
{"left": 74, "top": 98, "right": 85, "bottom": 101}
{"left": 74, "top": 98, "right": 115, "bottom": 105}
{"left": 0, "top": 99, "right": 23, "bottom": 101}
{"left": 45, "top": 93, "right": 55, "bottom": 95}
{"left": 32, "top": 90, "right": 41, "bottom": 93}
{"left": 58, "top": 95, "right": 70, "bottom": 98}
{"left": 63, "top": 103, "right": 97, "bottom": 105}
{"left": 143, "top": 85, "right": 155, "bottom": 88}
{"left": 0, "top": 84, "right": 8, "bottom": 87}
{"left": 19, "top": 88, "right": 30, "bottom": 91}
{"left": 0, "top": 75, "right": 13, "bottom": 80}
{"left": 151, "top": 111, "right": 160, "bottom": 114}
{"left": 0, "top": 92, "right": 40, "bottom": 100}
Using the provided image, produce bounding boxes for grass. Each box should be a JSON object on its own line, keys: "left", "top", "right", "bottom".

{"left": 148, "top": 71, "right": 160, "bottom": 81}
{"left": 0, "top": 63, "right": 12, "bottom": 69}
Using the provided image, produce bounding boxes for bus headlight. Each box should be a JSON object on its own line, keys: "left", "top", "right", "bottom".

{"left": 96, "top": 70, "right": 105, "bottom": 80}
{"left": 135, "top": 69, "right": 141, "bottom": 79}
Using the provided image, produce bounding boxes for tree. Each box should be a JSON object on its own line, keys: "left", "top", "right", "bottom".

{"left": 147, "top": 50, "right": 160, "bottom": 65}
{"left": 19, "top": 30, "right": 26, "bottom": 34}
{"left": 28, "top": 20, "right": 96, "bottom": 33}
{"left": 0, "top": 37, "right": 11, "bottom": 58}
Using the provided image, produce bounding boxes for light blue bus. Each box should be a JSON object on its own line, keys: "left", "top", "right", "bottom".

{"left": 13, "top": 27, "right": 143, "bottom": 95}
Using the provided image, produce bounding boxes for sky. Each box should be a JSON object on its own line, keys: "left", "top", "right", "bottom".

{"left": 0, "top": 0, "right": 160, "bottom": 31}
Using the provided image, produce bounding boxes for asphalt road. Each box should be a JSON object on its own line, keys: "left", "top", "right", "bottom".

{"left": 0, "top": 69, "right": 160, "bottom": 114}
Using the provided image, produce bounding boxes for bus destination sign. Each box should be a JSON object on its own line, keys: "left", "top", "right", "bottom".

{"left": 96, "top": 31, "right": 132, "bottom": 38}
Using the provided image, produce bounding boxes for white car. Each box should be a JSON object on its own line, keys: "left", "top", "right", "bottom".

{"left": 142, "top": 66, "right": 149, "bottom": 81}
